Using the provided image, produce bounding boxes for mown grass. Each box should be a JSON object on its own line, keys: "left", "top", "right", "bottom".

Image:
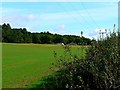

{"left": 2, "top": 43, "right": 86, "bottom": 88}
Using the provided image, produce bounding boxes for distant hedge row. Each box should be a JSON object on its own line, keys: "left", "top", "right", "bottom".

{"left": 0, "top": 23, "right": 92, "bottom": 45}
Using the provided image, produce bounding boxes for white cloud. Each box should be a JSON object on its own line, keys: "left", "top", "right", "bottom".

{"left": 28, "top": 14, "right": 35, "bottom": 20}
{"left": 95, "top": 28, "right": 106, "bottom": 33}
{"left": 86, "top": 28, "right": 109, "bottom": 39}
{"left": 59, "top": 24, "right": 65, "bottom": 29}
{"left": 53, "top": 24, "right": 66, "bottom": 34}
{"left": 37, "top": 24, "right": 66, "bottom": 35}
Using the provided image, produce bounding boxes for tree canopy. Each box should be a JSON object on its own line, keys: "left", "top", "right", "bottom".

{"left": 1, "top": 23, "right": 92, "bottom": 45}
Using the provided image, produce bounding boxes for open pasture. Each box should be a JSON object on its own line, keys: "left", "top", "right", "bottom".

{"left": 2, "top": 43, "right": 86, "bottom": 88}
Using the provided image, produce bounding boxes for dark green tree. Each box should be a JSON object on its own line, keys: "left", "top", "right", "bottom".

{"left": 1, "top": 23, "right": 91, "bottom": 45}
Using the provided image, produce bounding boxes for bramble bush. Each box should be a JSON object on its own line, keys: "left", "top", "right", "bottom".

{"left": 32, "top": 28, "right": 120, "bottom": 90}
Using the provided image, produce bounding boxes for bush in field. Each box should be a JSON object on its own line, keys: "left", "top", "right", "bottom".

{"left": 33, "top": 29, "right": 120, "bottom": 90}
{"left": 84, "top": 31, "right": 120, "bottom": 89}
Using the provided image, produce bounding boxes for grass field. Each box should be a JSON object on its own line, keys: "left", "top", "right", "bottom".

{"left": 2, "top": 43, "right": 86, "bottom": 88}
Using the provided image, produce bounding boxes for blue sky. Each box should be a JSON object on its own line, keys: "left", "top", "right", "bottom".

{"left": 1, "top": 2, "right": 118, "bottom": 39}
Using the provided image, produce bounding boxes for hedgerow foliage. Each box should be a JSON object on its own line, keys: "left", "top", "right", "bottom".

{"left": 32, "top": 30, "right": 120, "bottom": 90}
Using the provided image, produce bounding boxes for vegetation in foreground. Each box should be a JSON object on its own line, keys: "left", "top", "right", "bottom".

{"left": 32, "top": 29, "right": 120, "bottom": 90}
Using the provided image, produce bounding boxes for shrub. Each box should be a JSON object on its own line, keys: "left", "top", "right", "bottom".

{"left": 31, "top": 29, "right": 120, "bottom": 90}
{"left": 85, "top": 31, "right": 120, "bottom": 89}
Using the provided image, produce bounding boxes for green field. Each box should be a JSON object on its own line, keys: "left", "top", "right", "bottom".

{"left": 2, "top": 43, "right": 86, "bottom": 88}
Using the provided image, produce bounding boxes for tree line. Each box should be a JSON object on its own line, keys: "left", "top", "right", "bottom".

{"left": 0, "top": 23, "right": 92, "bottom": 45}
